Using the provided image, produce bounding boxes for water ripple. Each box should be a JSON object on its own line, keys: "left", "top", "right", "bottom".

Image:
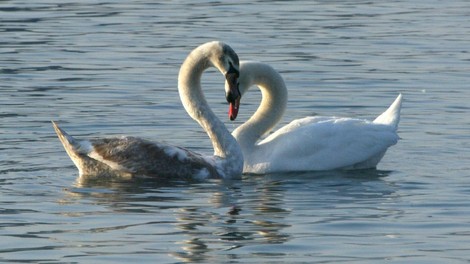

{"left": 1, "top": 0, "right": 470, "bottom": 263}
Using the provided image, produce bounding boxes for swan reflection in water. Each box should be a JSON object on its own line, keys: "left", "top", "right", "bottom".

{"left": 59, "top": 169, "right": 398, "bottom": 263}
{"left": 170, "top": 177, "right": 291, "bottom": 262}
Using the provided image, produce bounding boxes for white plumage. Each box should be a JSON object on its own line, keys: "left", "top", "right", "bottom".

{"left": 233, "top": 61, "right": 402, "bottom": 174}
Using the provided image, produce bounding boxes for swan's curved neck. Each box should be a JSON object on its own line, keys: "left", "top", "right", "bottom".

{"left": 178, "top": 45, "right": 241, "bottom": 163}
{"left": 232, "top": 62, "right": 288, "bottom": 149}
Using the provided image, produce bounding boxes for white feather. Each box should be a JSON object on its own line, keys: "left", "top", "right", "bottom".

{"left": 234, "top": 61, "right": 402, "bottom": 174}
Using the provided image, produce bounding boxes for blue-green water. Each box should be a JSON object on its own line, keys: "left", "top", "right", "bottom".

{"left": 1, "top": 1, "right": 470, "bottom": 263}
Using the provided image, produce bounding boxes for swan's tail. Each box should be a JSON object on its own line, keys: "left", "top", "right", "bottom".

{"left": 52, "top": 121, "right": 88, "bottom": 173}
{"left": 373, "top": 94, "right": 402, "bottom": 130}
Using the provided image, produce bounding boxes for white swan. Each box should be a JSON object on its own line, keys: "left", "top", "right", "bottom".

{"left": 53, "top": 41, "right": 243, "bottom": 180}
{"left": 232, "top": 61, "right": 402, "bottom": 174}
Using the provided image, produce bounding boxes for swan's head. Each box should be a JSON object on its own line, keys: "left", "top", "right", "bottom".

{"left": 204, "top": 41, "right": 241, "bottom": 121}
{"left": 225, "top": 63, "right": 241, "bottom": 121}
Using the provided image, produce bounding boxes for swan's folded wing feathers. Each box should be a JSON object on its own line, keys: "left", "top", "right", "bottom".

{"left": 258, "top": 117, "right": 398, "bottom": 172}
{"left": 312, "top": 118, "right": 399, "bottom": 169}
{"left": 88, "top": 136, "right": 218, "bottom": 178}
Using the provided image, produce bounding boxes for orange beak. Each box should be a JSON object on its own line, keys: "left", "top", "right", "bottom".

{"left": 229, "top": 96, "right": 240, "bottom": 121}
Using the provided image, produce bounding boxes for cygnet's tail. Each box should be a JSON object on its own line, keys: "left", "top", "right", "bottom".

{"left": 52, "top": 121, "right": 87, "bottom": 170}
{"left": 373, "top": 94, "right": 402, "bottom": 130}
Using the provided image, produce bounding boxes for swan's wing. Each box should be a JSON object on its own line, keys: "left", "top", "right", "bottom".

{"left": 255, "top": 116, "right": 398, "bottom": 172}
{"left": 88, "top": 137, "right": 178, "bottom": 173}
{"left": 53, "top": 122, "right": 220, "bottom": 179}
{"left": 86, "top": 137, "right": 216, "bottom": 179}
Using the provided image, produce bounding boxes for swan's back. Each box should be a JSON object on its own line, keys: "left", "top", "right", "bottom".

{"left": 242, "top": 94, "right": 403, "bottom": 174}
{"left": 253, "top": 117, "right": 398, "bottom": 172}
{"left": 52, "top": 121, "right": 220, "bottom": 179}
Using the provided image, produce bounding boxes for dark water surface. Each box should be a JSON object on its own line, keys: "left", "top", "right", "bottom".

{"left": 1, "top": 1, "right": 470, "bottom": 263}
